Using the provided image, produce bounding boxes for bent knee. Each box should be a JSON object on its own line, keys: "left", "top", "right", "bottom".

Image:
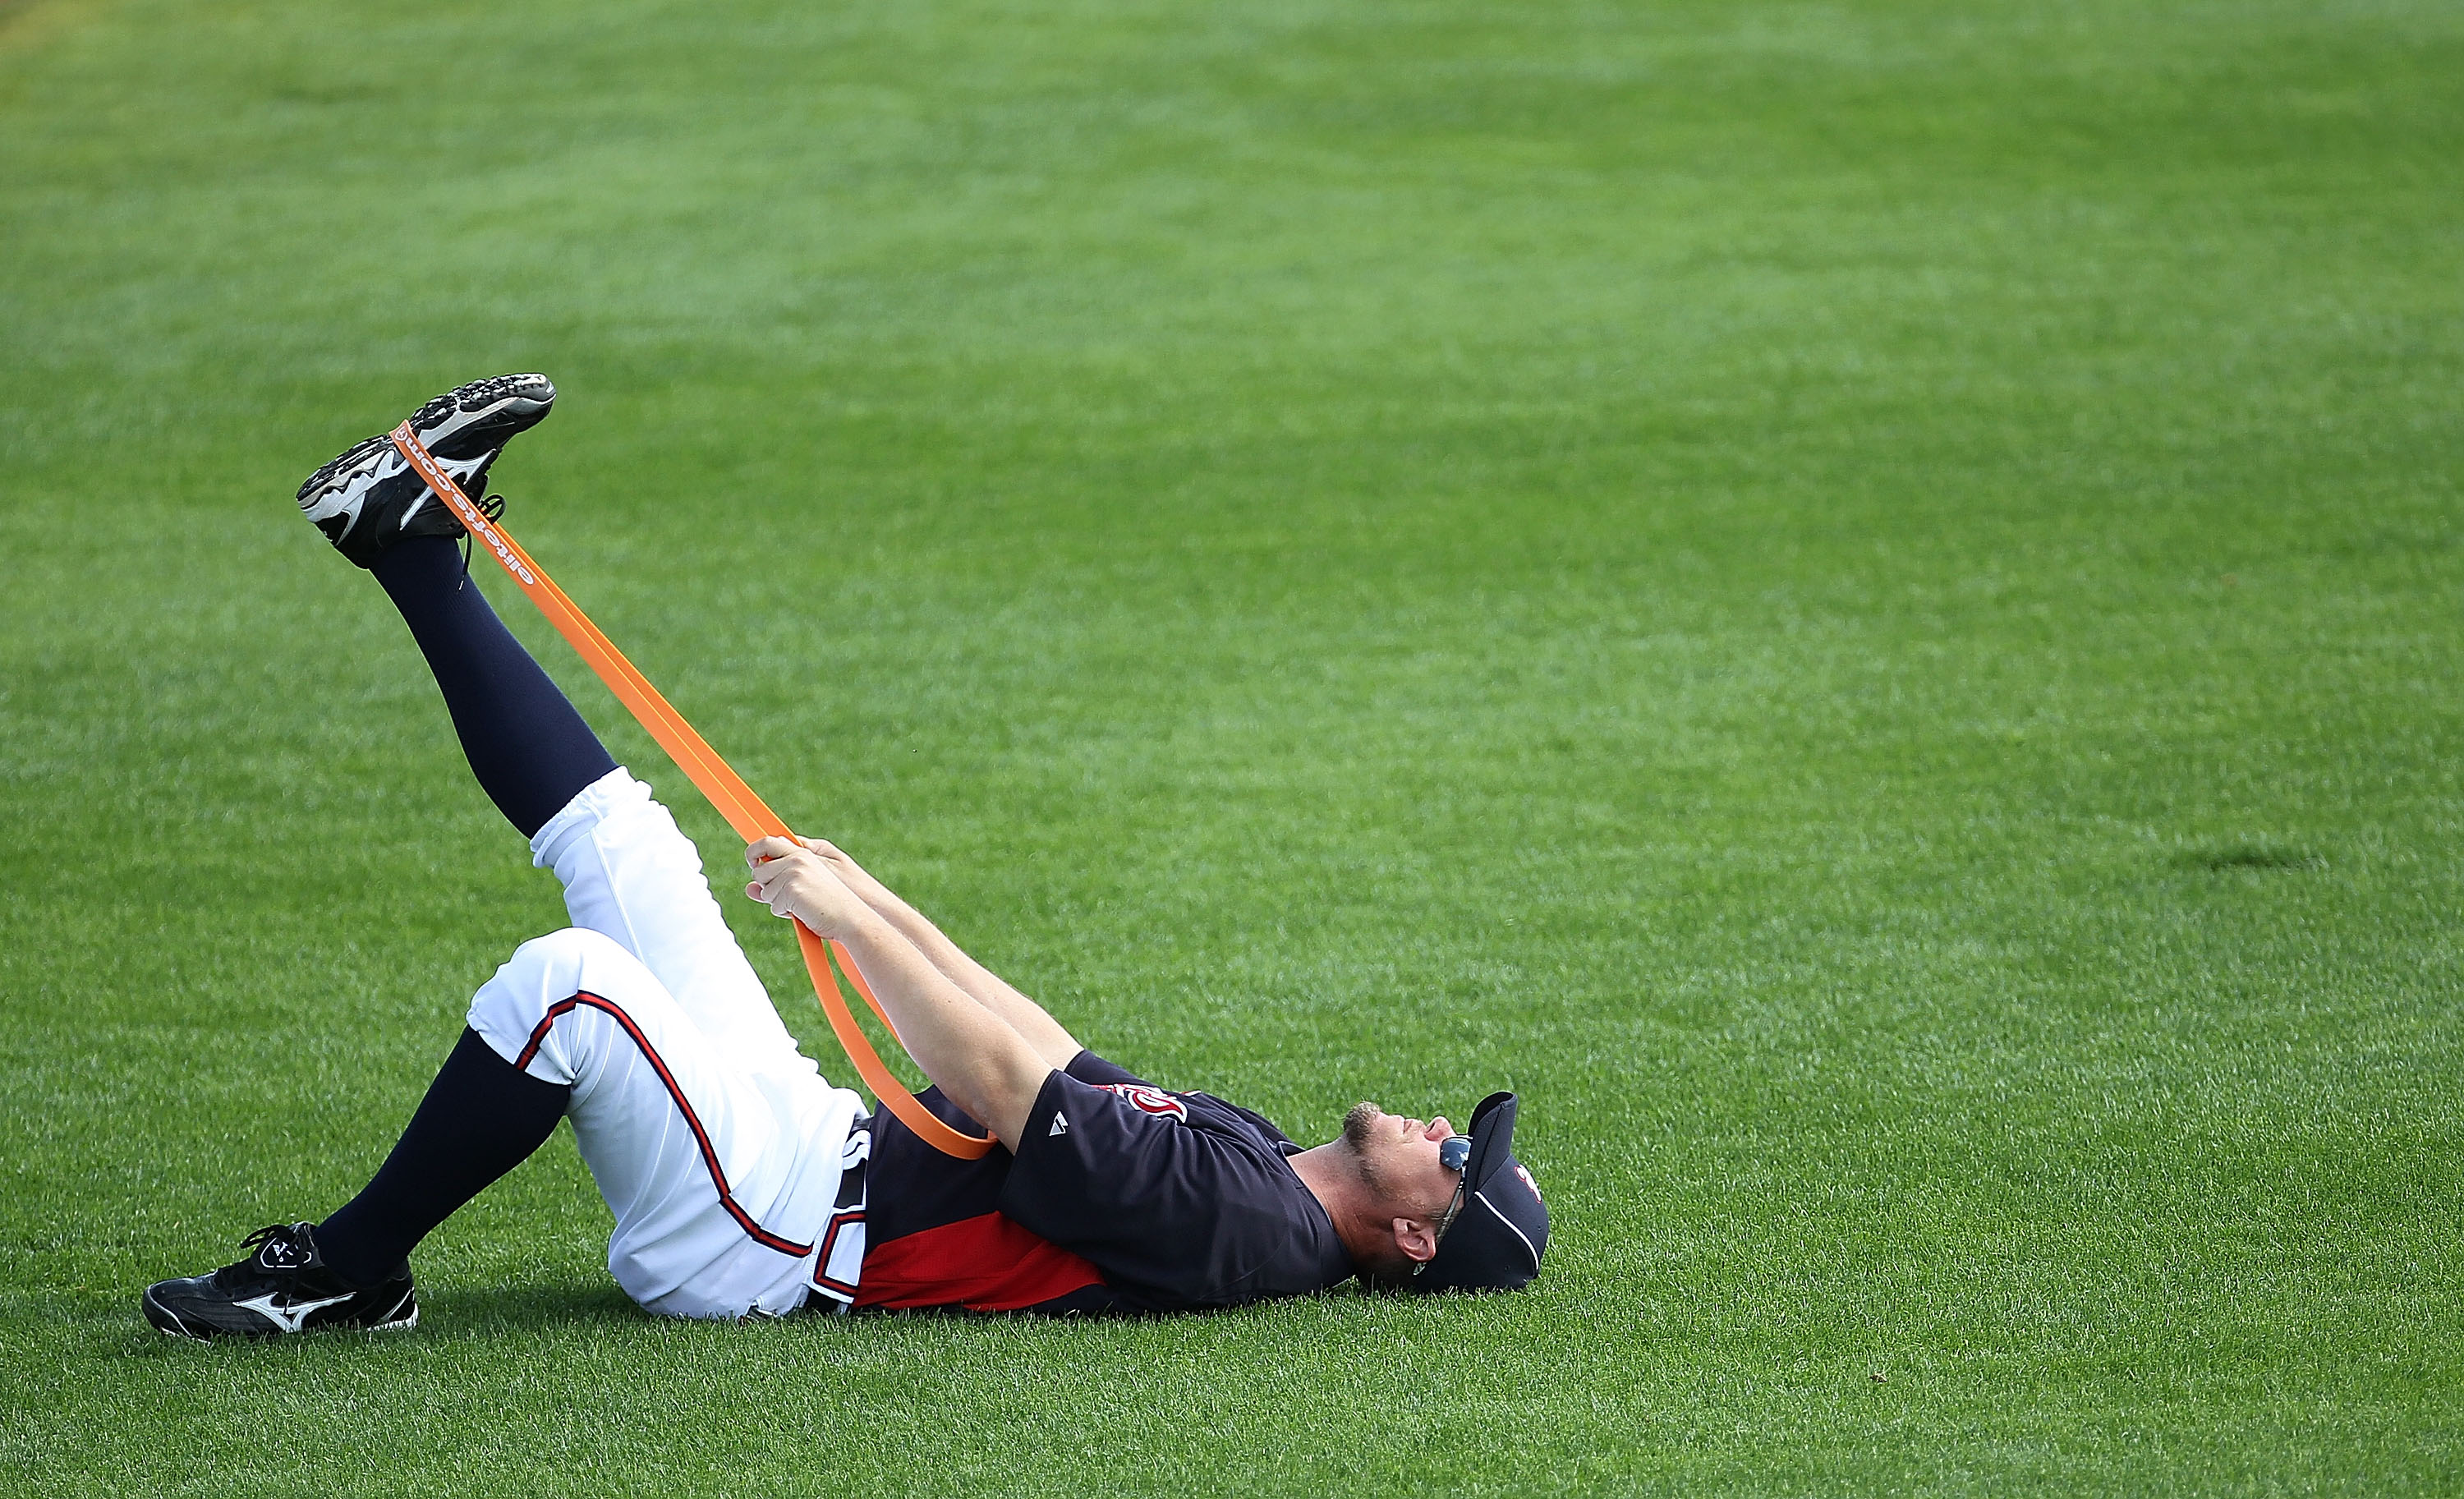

{"left": 467, "top": 927, "right": 652, "bottom": 1065}
{"left": 511, "top": 926, "right": 635, "bottom": 975}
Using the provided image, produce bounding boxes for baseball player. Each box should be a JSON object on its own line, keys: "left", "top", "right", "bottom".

{"left": 140, "top": 375, "right": 1548, "bottom": 1337}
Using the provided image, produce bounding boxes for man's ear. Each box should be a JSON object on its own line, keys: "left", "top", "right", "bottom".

{"left": 1391, "top": 1216, "right": 1439, "bottom": 1265}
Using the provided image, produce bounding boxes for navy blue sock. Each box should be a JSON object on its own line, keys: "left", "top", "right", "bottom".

{"left": 318, "top": 1028, "right": 570, "bottom": 1287}
{"left": 371, "top": 535, "right": 617, "bottom": 838}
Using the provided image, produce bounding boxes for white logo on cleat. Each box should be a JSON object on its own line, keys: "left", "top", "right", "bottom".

{"left": 233, "top": 1290, "right": 359, "bottom": 1333}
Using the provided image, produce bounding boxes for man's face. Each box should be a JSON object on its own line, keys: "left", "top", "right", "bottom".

{"left": 1341, "top": 1102, "right": 1461, "bottom": 1220}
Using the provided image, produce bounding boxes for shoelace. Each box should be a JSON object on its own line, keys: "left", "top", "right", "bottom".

{"left": 238, "top": 1222, "right": 312, "bottom": 1270}
{"left": 456, "top": 492, "right": 509, "bottom": 591}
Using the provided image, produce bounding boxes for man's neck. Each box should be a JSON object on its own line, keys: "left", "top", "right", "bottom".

{"left": 1289, "top": 1143, "right": 1383, "bottom": 1269}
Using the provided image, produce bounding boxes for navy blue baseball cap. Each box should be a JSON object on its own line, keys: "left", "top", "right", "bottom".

{"left": 1409, "top": 1092, "right": 1547, "bottom": 1293}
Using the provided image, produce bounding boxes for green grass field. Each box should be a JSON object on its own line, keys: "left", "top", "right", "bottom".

{"left": 5, "top": 0, "right": 2462, "bottom": 1492}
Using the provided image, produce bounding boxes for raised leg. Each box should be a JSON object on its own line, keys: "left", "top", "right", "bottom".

{"left": 371, "top": 533, "right": 617, "bottom": 838}
{"left": 530, "top": 768, "right": 817, "bottom": 1087}
{"left": 372, "top": 531, "right": 811, "bottom": 1081}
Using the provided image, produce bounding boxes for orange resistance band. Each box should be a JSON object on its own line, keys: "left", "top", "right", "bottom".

{"left": 388, "top": 423, "right": 995, "bottom": 1160}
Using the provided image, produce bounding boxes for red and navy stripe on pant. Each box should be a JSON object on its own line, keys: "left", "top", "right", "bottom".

{"left": 516, "top": 991, "right": 812, "bottom": 1258}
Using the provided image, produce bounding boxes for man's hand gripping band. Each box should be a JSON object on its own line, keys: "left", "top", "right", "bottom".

{"left": 388, "top": 421, "right": 998, "bottom": 1160}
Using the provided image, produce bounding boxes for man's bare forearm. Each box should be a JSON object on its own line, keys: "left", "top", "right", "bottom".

{"left": 832, "top": 910, "right": 1050, "bottom": 1150}
{"left": 768, "top": 836, "right": 1086, "bottom": 1071}
{"left": 848, "top": 887, "right": 1083, "bottom": 1071}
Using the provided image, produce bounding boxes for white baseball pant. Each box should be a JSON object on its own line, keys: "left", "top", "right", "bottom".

{"left": 464, "top": 767, "right": 869, "bottom": 1318}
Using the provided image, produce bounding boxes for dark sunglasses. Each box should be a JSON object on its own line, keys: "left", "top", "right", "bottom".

{"left": 1414, "top": 1134, "right": 1474, "bottom": 1276}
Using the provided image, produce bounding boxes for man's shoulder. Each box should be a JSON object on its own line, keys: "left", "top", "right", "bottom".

{"left": 1062, "top": 1051, "right": 1148, "bottom": 1089}
{"left": 1063, "top": 1052, "right": 1301, "bottom": 1153}
{"left": 1001, "top": 1065, "right": 1354, "bottom": 1308}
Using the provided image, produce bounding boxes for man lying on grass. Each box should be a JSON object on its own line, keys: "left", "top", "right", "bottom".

{"left": 140, "top": 375, "right": 1548, "bottom": 1337}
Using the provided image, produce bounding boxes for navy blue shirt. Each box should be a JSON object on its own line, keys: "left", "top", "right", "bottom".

{"left": 856, "top": 1052, "right": 1355, "bottom": 1314}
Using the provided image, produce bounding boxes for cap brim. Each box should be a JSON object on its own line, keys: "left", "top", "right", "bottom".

{"left": 1458, "top": 1092, "right": 1519, "bottom": 1193}
{"left": 1409, "top": 1092, "right": 1547, "bottom": 1293}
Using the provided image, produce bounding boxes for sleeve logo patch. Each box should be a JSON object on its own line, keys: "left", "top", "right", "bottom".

{"left": 1096, "top": 1083, "right": 1188, "bottom": 1122}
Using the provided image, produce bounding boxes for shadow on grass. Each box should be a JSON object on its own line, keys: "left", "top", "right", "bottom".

{"left": 111, "top": 1281, "right": 645, "bottom": 1359}
{"left": 423, "top": 1281, "right": 647, "bottom": 1335}
{"left": 2176, "top": 843, "right": 2324, "bottom": 872}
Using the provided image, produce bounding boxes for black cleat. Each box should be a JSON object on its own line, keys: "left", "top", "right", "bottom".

{"left": 141, "top": 1222, "right": 417, "bottom": 1340}
{"left": 295, "top": 372, "right": 555, "bottom": 567}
